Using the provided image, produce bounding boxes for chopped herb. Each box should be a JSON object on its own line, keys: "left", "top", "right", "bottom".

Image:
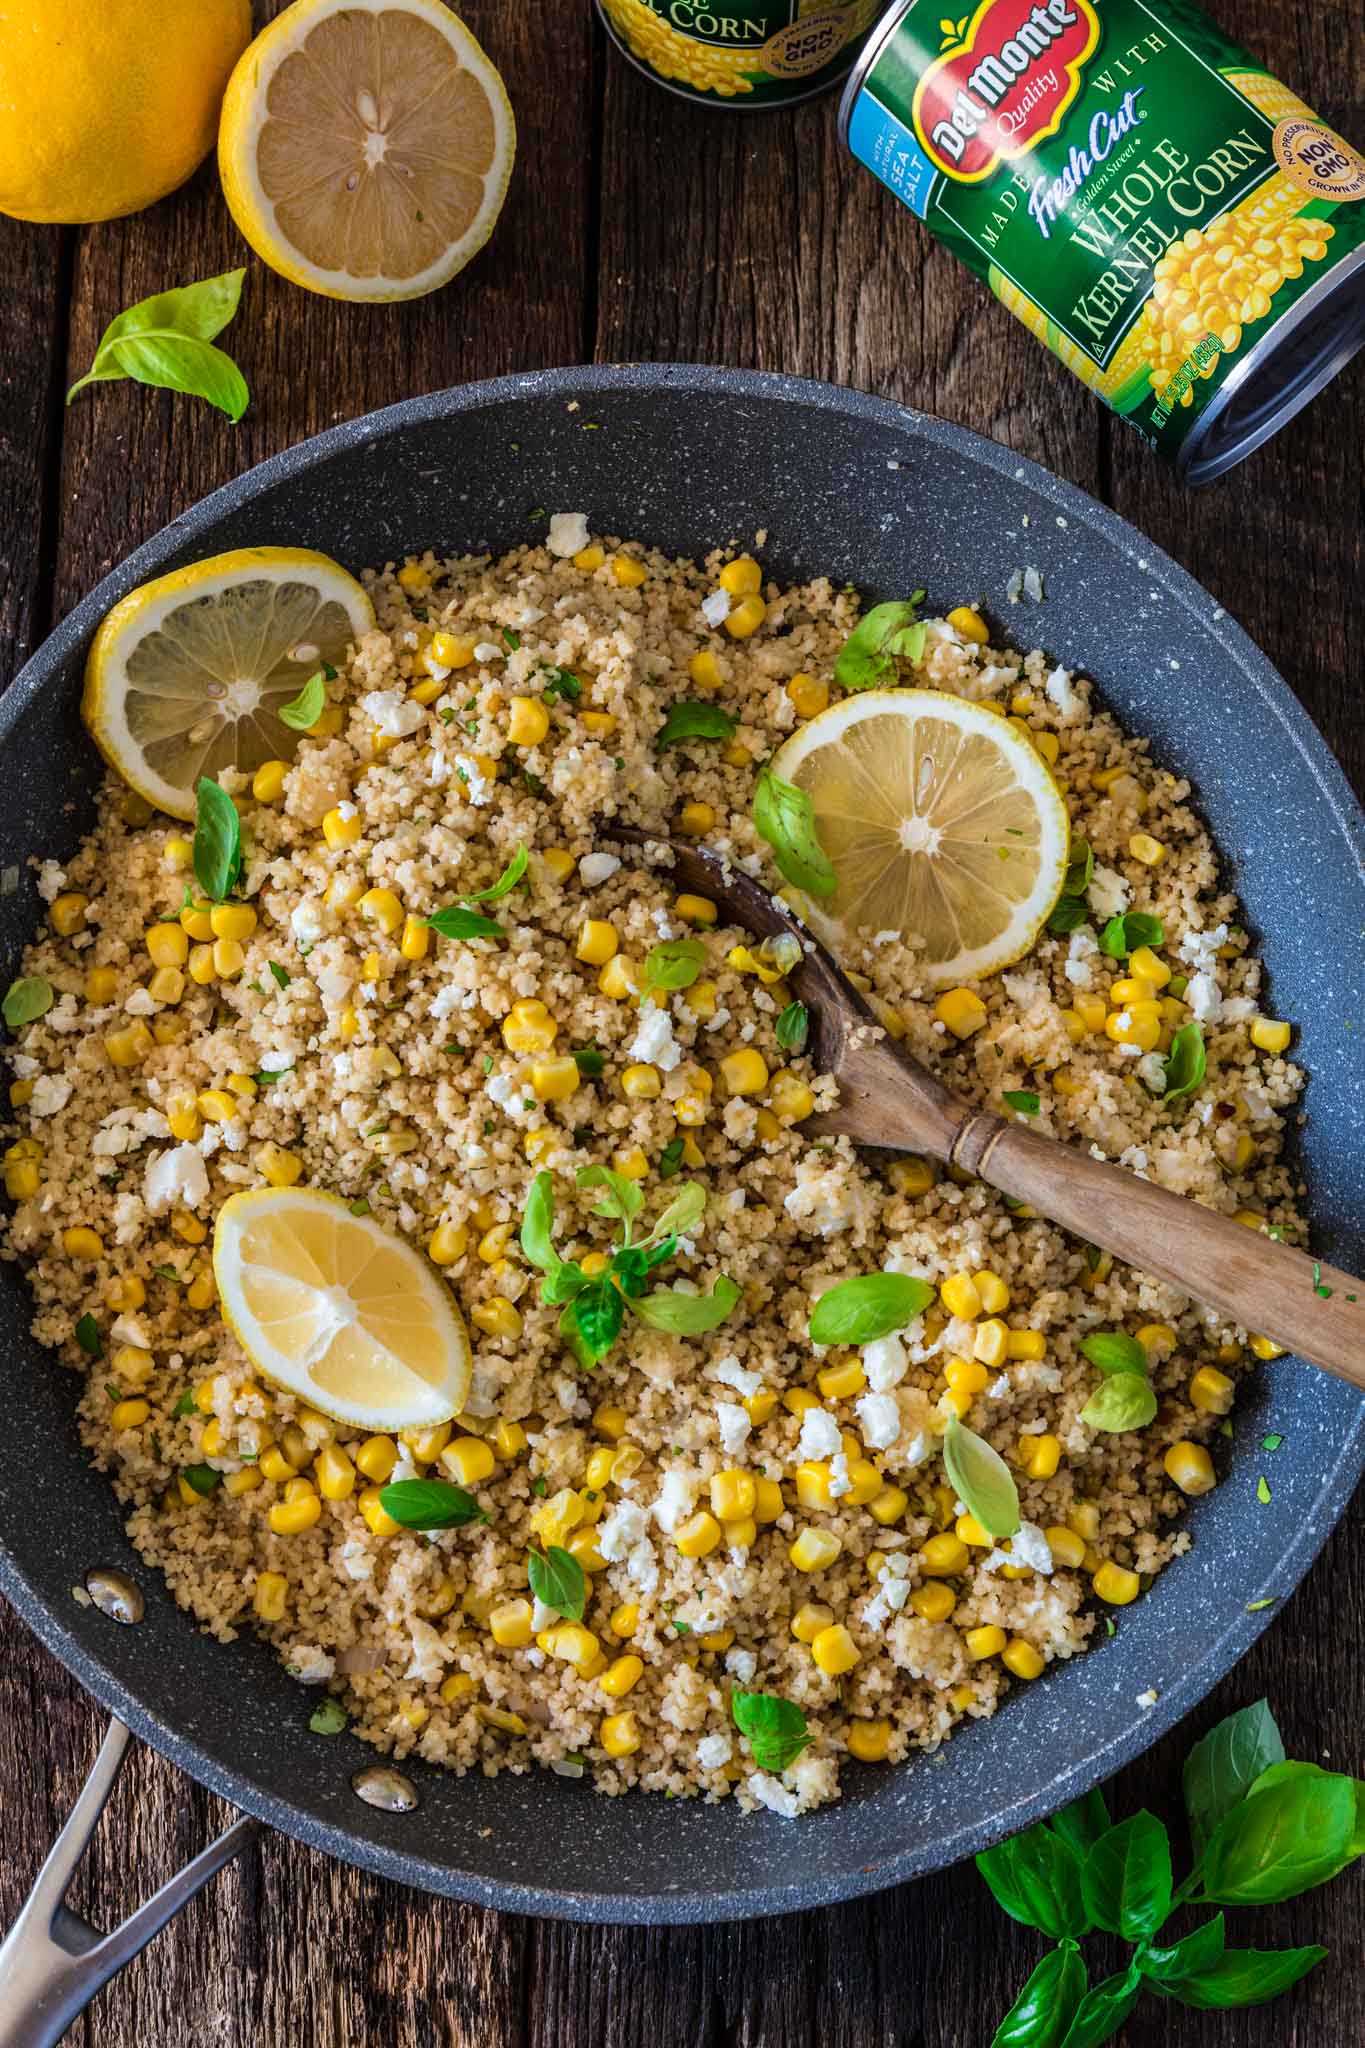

{"left": 1099, "top": 910, "right": 1165, "bottom": 961}
{"left": 482, "top": 1054, "right": 494, "bottom": 1074}
{"left": 310, "top": 1699, "right": 348, "bottom": 1735}
{"left": 348, "top": 1198, "right": 370, "bottom": 1217}
{"left": 522, "top": 767, "right": 548, "bottom": 798}
{"left": 181, "top": 1463, "right": 220, "bottom": 1496}
{"left": 775, "top": 1000, "right": 809, "bottom": 1054}
{"left": 1313, "top": 1261, "right": 1332, "bottom": 1299}
{"left": 671, "top": 1619, "right": 691, "bottom": 1637}
{"left": 438, "top": 706, "right": 457, "bottom": 724}
{"left": 459, "top": 845, "right": 529, "bottom": 905}
{"left": 254, "top": 1066, "right": 293, "bottom": 1084}
{"left": 2, "top": 976, "right": 54, "bottom": 1029}
{"left": 1262, "top": 1434, "right": 1284, "bottom": 1452}
{"left": 572, "top": 1046, "right": 605, "bottom": 1077}
{"left": 643, "top": 936, "right": 706, "bottom": 994}
{"left": 753, "top": 769, "right": 837, "bottom": 899}
{"left": 172, "top": 1389, "right": 197, "bottom": 1418}
{"left": 1162, "top": 1021, "right": 1206, "bottom": 1102}
{"left": 532, "top": 1476, "right": 549, "bottom": 1497}
{"left": 1256, "top": 1475, "right": 1272, "bottom": 1505}
{"left": 541, "top": 667, "right": 583, "bottom": 703}
{"left": 153, "top": 1264, "right": 182, "bottom": 1285}
{"left": 66, "top": 268, "right": 249, "bottom": 421}
{"left": 74, "top": 1313, "right": 102, "bottom": 1357}
{"left": 502, "top": 628, "right": 521, "bottom": 651}
{"left": 1246, "top": 1597, "right": 1278, "bottom": 1612}
{"left": 266, "top": 962, "right": 290, "bottom": 991}
{"left": 658, "top": 1136, "right": 686, "bottom": 1179}
{"left": 278, "top": 671, "right": 327, "bottom": 731}
{"left": 1002, "top": 1090, "right": 1040, "bottom": 1116}
{"left": 1104, "top": 1616, "right": 1117, "bottom": 1636}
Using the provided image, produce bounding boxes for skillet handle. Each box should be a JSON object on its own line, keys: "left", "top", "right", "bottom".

{"left": 0, "top": 1717, "right": 257, "bottom": 2048}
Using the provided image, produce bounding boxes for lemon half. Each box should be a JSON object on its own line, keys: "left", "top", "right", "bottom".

{"left": 771, "top": 688, "right": 1070, "bottom": 984}
{"left": 214, "top": 1188, "right": 472, "bottom": 1430}
{"left": 218, "top": 0, "right": 516, "bottom": 302}
{"left": 81, "top": 546, "right": 374, "bottom": 820}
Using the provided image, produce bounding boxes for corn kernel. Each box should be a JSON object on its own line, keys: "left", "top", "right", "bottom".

{"left": 1164, "top": 1441, "right": 1216, "bottom": 1496}
{"left": 1189, "top": 1365, "right": 1235, "bottom": 1415}
{"left": 489, "top": 1599, "right": 534, "bottom": 1649}
{"left": 502, "top": 999, "right": 558, "bottom": 1054}
{"left": 790, "top": 1527, "right": 842, "bottom": 1573}
{"left": 720, "top": 1047, "right": 769, "bottom": 1097}
{"left": 919, "top": 1533, "right": 969, "bottom": 1576}
{"left": 795, "top": 1460, "right": 834, "bottom": 1510}
{"left": 358, "top": 1486, "right": 400, "bottom": 1538}
{"left": 355, "top": 1436, "right": 398, "bottom": 1484}
{"left": 689, "top": 649, "right": 723, "bottom": 691}
{"left": 600, "top": 1710, "right": 640, "bottom": 1757}
{"left": 610, "top": 1603, "right": 640, "bottom": 1639}
{"left": 939, "top": 1271, "right": 982, "bottom": 1321}
{"left": 946, "top": 605, "right": 989, "bottom": 644}
{"left": 253, "top": 1571, "right": 288, "bottom": 1621}
{"left": 611, "top": 555, "right": 647, "bottom": 588}
{"left": 786, "top": 673, "right": 829, "bottom": 719}
{"left": 209, "top": 902, "right": 256, "bottom": 943}
{"left": 710, "top": 1470, "right": 757, "bottom": 1522}
{"left": 675, "top": 892, "right": 717, "bottom": 929}
{"left": 314, "top": 1443, "right": 356, "bottom": 1501}
{"left": 935, "top": 988, "right": 988, "bottom": 1039}
{"left": 598, "top": 955, "right": 639, "bottom": 1000}
{"left": 724, "top": 594, "right": 766, "bottom": 639}
{"left": 508, "top": 695, "right": 551, "bottom": 747}
{"left": 442, "top": 1437, "right": 496, "bottom": 1486}
{"left": 62, "top": 1226, "right": 105, "bottom": 1262}
{"left": 572, "top": 543, "right": 605, "bottom": 572}
{"left": 811, "top": 1622, "right": 860, "bottom": 1676}
{"left": 675, "top": 1510, "right": 722, "bottom": 1559}
{"left": 973, "top": 1317, "right": 1009, "bottom": 1367}
{"left": 472, "top": 1297, "right": 522, "bottom": 1340}
{"left": 427, "top": 1222, "right": 468, "bottom": 1266}
{"left": 1249, "top": 1333, "right": 1286, "bottom": 1361}
{"left": 268, "top": 1493, "right": 322, "bottom": 1536}
{"left": 50, "top": 892, "right": 88, "bottom": 936}
{"left": 109, "top": 1396, "right": 150, "bottom": 1431}
{"left": 909, "top": 1581, "right": 956, "bottom": 1623}
{"left": 597, "top": 1653, "right": 643, "bottom": 1702}
{"left": 1002, "top": 1638, "right": 1045, "bottom": 1680}
{"left": 550, "top": 1622, "right": 602, "bottom": 1675}
{"left": 752, "top": 1476, "right": 784, "bottom": 1523}
{"left": 1128, "top": 833, "right": 1165, "bottom": 866}
{"left": 1020, "top": 1432, "right": 1062, "bottom": 1480}
{"left": 103, "top": 1022, "right": 154, "bottom": 1068}
{"left": 397, "top": 562, "right": 431, "bottom": 594}
{"left": 612, "top": 1144, "right": 649, "bottom": 1180}
{"left": 357, "top": 888, "right": 403, "bottom": 936}
{"left": 1250, "top": 1017, "right": 1292, "bottom": 1054}
{"left": 847, "top": 1718, "right": 893, "bottom": 1763}
{"left": 531, "top": 1056, "right": 580, "bottom": 1103}
{"left": 964, "top": 1623, "right": 1008, "bottom": 1660}
{"left": 867, "top": 1484, "right": 907, "bottom": 1527}
{"left": 719, "top": 555, "right": 762, "bottom": 597}
{"left": 679, "top": 801, "right": 715, "bottom": 839}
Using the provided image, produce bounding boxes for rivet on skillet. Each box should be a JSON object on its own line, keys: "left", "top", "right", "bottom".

{"left": 352, "top": 1765, "right": 419, "bottom": 1812}
{"left": 84, "top": 1567, "right": 145, "bottom": 1624}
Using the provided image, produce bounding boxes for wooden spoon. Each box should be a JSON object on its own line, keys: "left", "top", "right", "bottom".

{"left": 605, "top": 823, "right": 1365, "bottom": 1391}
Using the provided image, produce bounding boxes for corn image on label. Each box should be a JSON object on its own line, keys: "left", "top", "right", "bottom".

{"left": 841, "top": 0, "right": 1365, "bottom": 475}
{"left": 597, "top": 0, "right": 882, "bottom": 106}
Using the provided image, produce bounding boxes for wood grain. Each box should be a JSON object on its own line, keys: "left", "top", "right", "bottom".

{"left": 3, "top": 0, "right": 1365, "bottom": 2041}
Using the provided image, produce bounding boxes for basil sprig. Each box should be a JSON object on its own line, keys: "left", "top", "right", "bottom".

{"left": 2, "top": 976, "right": 54, "bottom": 1029}
{"left": 528, "top": 1543, "right": 586, "bottom": 1622}
{"left": 808, "top": 1272, "right": 934, "bottom": 1346}
{"left": 730, "top": 1689, "right": 809, "bottom": 1773}
{"left": 976, "top": 1699, "right": 1357, "bottom": 2041}
{"left": 753, "top": 769, "right": 837, "bottom": 899}
{"left": 1099, "top": 910, "right": 1165, "bottom": 961}
{"left": 657, "top": 701, "right": 737, "bottom": 749}
{"left": 520, "top": 1169, "right": 737, "bottom": 1366}
{"left": 775, "top": 1000, "right": 809, "bottom": 1054}
{"left": 278, "top": 670, "right": 328, "bottom": 731}
{"left": 67, "top": 269, "right": 250, "bottom": 421}
{"left": 425, "top": 846, "right": 529, "bottom": 942}
{"left": 1161, "top": 1021, "right": 1206, "bottom": 1103}
{"left": 942, "top": 1414, "right": 1020, "bottom": 1540}
{"left": 833, "top": 595, "right": 927, "bottom": 691}
{"left": 192, "top": 780, "right": 242, "bottom": 902}
{"left": 1079, "top": 1330, "right": 1157, "bottom": 1433}
{"left": 378, "top": 1478, "right": 487, "bottom": 1530}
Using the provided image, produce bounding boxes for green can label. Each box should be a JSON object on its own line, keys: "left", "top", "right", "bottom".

{"left": 844, "top": 0, "right": 1365, "bottom": 467}
{"left": 599, "top": 0, "right": 882, "bottom": 105}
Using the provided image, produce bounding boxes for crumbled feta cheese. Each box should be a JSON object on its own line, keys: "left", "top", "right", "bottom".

{"left": 28, "top": 1074, "right": 71, "bottom": 1116}
{"left": 546, "top": 511, "right": 590, "bottom": 557}
{"left": 1185, "top": 971, "right": 1223, "bottom": 1024}
{"left": 855, "top": 1391, "right": 901, "bottom": 1449}
{"left": 285, "top": 1643, "right": 335, "bottom": 1686}
{"left": 1045, "top": 665, "right": 1080, "bottom": 720}
{"left": 109, "top": 1312, "right": 150, "bottom": 1349}
{"left": 725, "top": 1647, "right": 757, "bottom": 1684}
{"left": 144, "top": 1144, "right": 209, "bottom": 1215}
{"left": 1064, "top": 925, "right": 1099, "bottom": 988}
{"left": 1136, "top": 1688, "right": 1159, "bottom": 1709}
{"left": 697, "top": 1733, "right": 733, "bottom": 1770}
{"left": 629, "top": 1003, "right": 681, "bottom": 1071}
{"left": 360, "top": 690, "right": 425, "bottom": 740}
{"left": 473, "top": 641, "right": 503, "bottom": 663}
{"left": 828, "top": 1451, "right": 851, "bottom": 1499}
{"left": 652, "top": 1467, "right": 697, "bottom": 1534}
{"left": 335, "top": 800, "right": 358, "bottom": 822}
{"left": 701, "top": 589, "right": 731, "bottom": 627}
{"left": 598, "top": 1501, "right": 648, "bottom": 1560}
{"left": 747, "top": 1770, "right": 800, "bottom": 1818}
{"left": 124, "top": 988, "right": 156, "bottom": 1016}
{"left": 579, "top": 851, "right": 620, "bottom": 887}
{"left": 531, "top": 1597, "right": 557, "bottom": 1633}
{"left": 1087, "top": 863, "right": 1129, "bottom": 920}
{"left": 863, "top": 1331, "right": 909, "bottom": 1390}
{"left": 715, "top": 1400, "right": 751, "bottom": 1457}
{"left": 36, "top": 860, "right": 66, "bottom": 903}
{"left": 796, "top": 1406, "right": 842, "bottom": 1461}
{"left": 1136, "top": 1050, "right": 1168, "bottom": 1093}
{"left": 783, "top": 1158, "right": 868, "bottom": 1237}
{"left": 1177, "top": 923, "right": 1228, "bottom": 975}
{"left": 487, "top": 1070, "right": 531, "bottom": 1121}
{"left": 626, "top": 1540, "right": 659, "bottom": 1592}
{"left": 453, "top": 755, "right": 494, "bottom": 806}
{"left": 711, "top": 1354, "right": 762, "bottom": 1400}
{"left": 111, "top": 1192, "right": 147, "bottom": 1245}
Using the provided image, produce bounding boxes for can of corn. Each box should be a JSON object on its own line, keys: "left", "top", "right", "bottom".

{"left": 839, "top": 0, "right": 1365, "bottom": 481}
{"left": 596, "top": 0, "right": 884, "bottom": 108}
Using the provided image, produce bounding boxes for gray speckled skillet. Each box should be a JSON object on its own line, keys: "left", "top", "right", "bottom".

{"left": 1, "top": 364, "right": 1363, "bottom": 1928}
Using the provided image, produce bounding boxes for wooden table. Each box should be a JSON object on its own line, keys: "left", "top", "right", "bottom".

{"left": 1, "top": 2, "right": 1362, "bottom": 2041}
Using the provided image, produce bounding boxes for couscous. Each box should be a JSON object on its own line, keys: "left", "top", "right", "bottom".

{"left": 0, "top": 524, "right": 1304, "bottom": 1816}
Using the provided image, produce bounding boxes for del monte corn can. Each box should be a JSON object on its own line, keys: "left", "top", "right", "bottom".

{"left": 840, "top": 0, "right": 1365, "bottom": 479}
{"left": 596, "top": 0, "right": 883, "bottom": 107}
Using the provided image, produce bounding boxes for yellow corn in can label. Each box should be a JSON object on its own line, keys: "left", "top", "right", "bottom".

{"left": 596, "top": 0, "right": 883, "bottom": 107}
{"left": 841, "top": 0, "right": 1365, "bottom": 481}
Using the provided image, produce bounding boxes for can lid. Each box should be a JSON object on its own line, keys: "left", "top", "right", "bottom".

{"left": 1181, "top": 246, "right": 1365, "bottom": 486}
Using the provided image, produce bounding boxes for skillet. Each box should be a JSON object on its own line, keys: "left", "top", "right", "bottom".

{"left": 1, "top": 363, "right": 1363, "bottom": 1939}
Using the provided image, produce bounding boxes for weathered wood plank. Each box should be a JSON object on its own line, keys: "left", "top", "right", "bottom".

{"left": 0, "top": 219, "right": 67, "bottom": 679}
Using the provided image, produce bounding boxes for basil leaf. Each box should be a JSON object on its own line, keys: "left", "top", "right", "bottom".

{"left": 658, "top": 1135, "right": 686, "bottom": 1179}
{"left": 425, "top": 905, "right": 503, "bottom": 941}
{"left": 278, "top": 671, "right": 327, "bottom": 731}
{"left": 309, "top": 1698, "right": 348, "bottom": 1736}
{"left": 567, "top": 1276, "right": 627, "bottom": 1362}
{"left": 1080, "top": 1372, "right": 1156, "bottom": 1432}
{"left": 645, "top": 1180, "right": 707, "bottom": 1245}
{"left": 611, "top": 1243, "right": 666, "bottom": 1299}
{"left": 834, "top": 598, "right": 927, "bottom": 692}
{"left": 1162, "top": 1020, "right": 1206, "bottom": 1101}
{"left": 991, "top": 1944, "right": 1087, "bottom": 2048}
{"left": 1049, "top": 1788, "right": 1110, "bottom": 1860}
{"left": 576, "top": 1164, "right": 645, "bottom": 1228}
{"left": 1182, "top": 1700, "right": 1285, "bottom": 1854}
{"left": 1142, "top": 1913, "right": 1226, "bottom": 1984}
{"left": 75, "top": 1313, "right": 103, "bottom": 1357}
{"left": 943, "top": 1414, "right": 1020, "bottom": 1540}
{"left": 1202, "top": 1766, "right": 1357, "bottom": 1905}
{"left": 67, "top": 270, "right": 250, "bottom": 420}
{"left": 1079, "top": 1332, "right": 1148, "bottom": 1378}
{"left": 528, "top": 1543, "right": 586, "bottom": 1622}
{"left": 379, "top": 1478, "right": 486, "bottom": 1530}
{"left": 1098, "top": 911, "right": 1164, "bottom": 960}
{"left": 520, "top": 1170, "right": 564, "bottom": 1285}
{"left": 753, "top": 769, "right": 837, "bottom": 900}
{"left": 808, "top": 1272, "right": 934, "bottom": 1346}
{"left": 3, "top": 976, "right": 54, "bottom": 1028}
{"left": 643, "top": 936, "right": 706, "bottom": 992}
{"left": 730, "top": 1689, "right": 809, "bottom": 1773}
{"left": 975, "top": 1825, "right": 1089, "bottom": 1940}
{"left": 181, "top": 1463, "right": 220, "bottom": 1496}
{"left": 1158, "top": 1945, "right": 1326, "bottom": 2011}
{"left": 192, "top": 779, "right": 242, "bottom": 902}
{"left": 775, "top": 1000, "right": 809, "bottom": 1054}
{"left": 1057, "top": 1964, "right": 1142, "bottom": 2047}
{"left": 1046, "top": 897, "right": 1088, "bottom": 936}
{"left": 1003, "top": 1090, "right": 1040, "bottom": 1116}
{"left": 657, "top": 701, "right": 737, "bottom": 749}
{"left": 1062, "top": 838, "right": 1094, "bottom": 897}
{"left": 541, "top": 1259, "right": 587, "bottom": 1307}
{"left": 634, "top": 1274, "right": 741, "bottom": 1334}
{"left": 461, "top": 845, "right": 529, "bottom": 904}
{"left": 1080, "top": 1812, "right": 1172, "bottom": 1939}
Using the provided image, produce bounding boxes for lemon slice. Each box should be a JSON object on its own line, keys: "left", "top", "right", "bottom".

{"left": 82, "top": 546, "right": 374, "bottom": 820}
{"left": 217, "top": 0, "right": 516, "bottom": 302}
{"left": 770, "top": 689, "right": 1070, "bottom": 985}
{"left": 214, "top": 1188, "right": 472, "bottom": 1430}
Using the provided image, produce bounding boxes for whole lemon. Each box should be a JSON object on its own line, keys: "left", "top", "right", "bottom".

{"left": 0, "top": 0, "right": 252, "bottom": 224}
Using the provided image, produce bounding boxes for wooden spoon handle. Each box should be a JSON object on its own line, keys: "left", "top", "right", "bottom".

{"left": 956, "top": 1113, "right": 1365, "bottom": 1390}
